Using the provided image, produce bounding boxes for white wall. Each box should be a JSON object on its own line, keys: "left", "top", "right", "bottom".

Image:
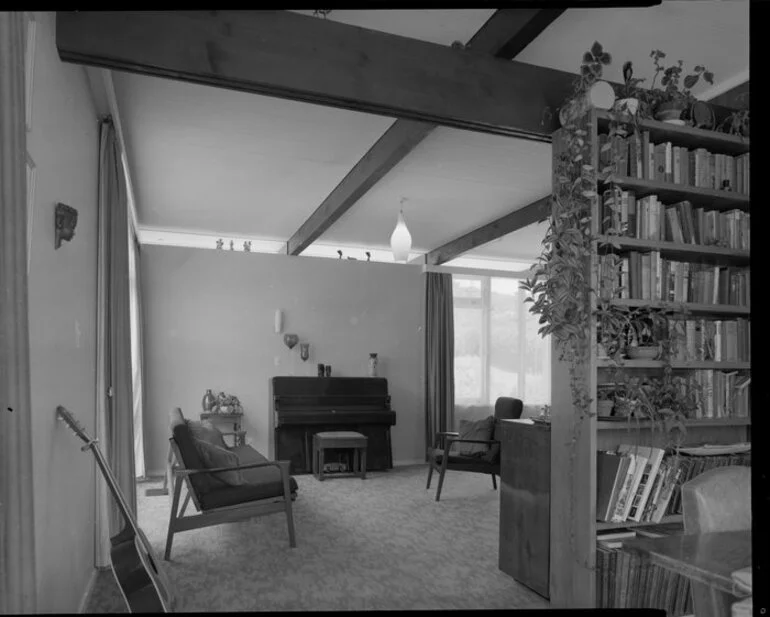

{"left": 141, "top": 246, "right": 425, "bottom": 473}
{"left": 25, "top": 12, "right": 99, "bottom": 612}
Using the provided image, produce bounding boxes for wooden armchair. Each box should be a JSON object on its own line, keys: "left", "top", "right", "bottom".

{"left": 426, "top": 397, "right": 523, "bottom": 501}
{"left": 164, "top": 407, "right": 298, "bottom": 560}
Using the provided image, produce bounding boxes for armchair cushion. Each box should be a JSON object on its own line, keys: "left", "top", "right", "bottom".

{"left": 193, "top": 439, "right": 245, "bottom": 486}
{"left": 431, "top": 447, "right": 496, "bottom": 467}
{"left": 187, "top": 419, "right": 228, "bottom": 449}
{"left": 197, "top": 444, "right": 299, "bottom": 511}
{"left": 450, "top": 415, "right": 494, "bottom": 457}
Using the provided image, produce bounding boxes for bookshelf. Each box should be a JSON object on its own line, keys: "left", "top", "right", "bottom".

{"left": 547, "top": 109, "right": 750, "bottom": 609}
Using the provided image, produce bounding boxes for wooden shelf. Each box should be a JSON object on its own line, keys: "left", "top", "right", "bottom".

{"left": 597, "top": 359, "right": 751, "bottom": 370}
{"left": 595, "top": 235, "right": 750, "bottom": 266}
{"left": 595, "top": 110, "right": 750, "bottom": 155}
{"left": 604, "top": 175, "right": 750, "bottom": 211}
{"left": 609, "top": 298, "right": 750, "bottom": 316}
{"left": 596, "top": 418, "right": 751, "bottom": 431}
{"left": 596, "top": 514, "right": 683, "bottom": 531}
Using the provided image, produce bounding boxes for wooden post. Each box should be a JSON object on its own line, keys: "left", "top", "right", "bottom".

{"left": 0, "top": 11, "right": 37, "bottom": 613}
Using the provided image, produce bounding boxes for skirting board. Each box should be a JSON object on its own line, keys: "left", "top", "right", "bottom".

{"left": 393, "top": 459, "right": 426, "bottom": 467}
{"left": 77, "top": 568, "right": 100, "bottom": 613}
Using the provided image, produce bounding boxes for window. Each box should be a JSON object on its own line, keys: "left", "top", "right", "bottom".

{"left": 453, "top": 274, "right": 551, "bottom": 406}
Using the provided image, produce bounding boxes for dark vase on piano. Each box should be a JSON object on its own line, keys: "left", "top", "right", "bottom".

{"left": 271, "top": 376, "right": 396, "bottom": 474}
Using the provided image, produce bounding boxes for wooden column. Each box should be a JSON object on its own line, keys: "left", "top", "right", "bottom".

{"left": 0, "top": 11, "right": 37, "bottom": 614}
{"left": 547, "top": 116, "right": 598, "bottom": 608}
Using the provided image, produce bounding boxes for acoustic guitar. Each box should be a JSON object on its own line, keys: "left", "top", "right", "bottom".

{"left": 57, "top": 406, "right": 175, "bottom": 612}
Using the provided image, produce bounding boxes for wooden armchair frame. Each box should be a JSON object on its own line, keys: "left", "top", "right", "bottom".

{"left": 426, "top": 397, "right": 523, "bottom": 502}
{"left": 426, "top": 431, "right": 500, "bottom": 501}
{"left": 164, "top": 440, "right": 297, "bottom": 561}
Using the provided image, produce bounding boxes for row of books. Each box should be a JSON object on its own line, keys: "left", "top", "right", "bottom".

{"left": 666, "top": 450, "right": 751, "bottom": 515}
{"left": 599, "top": 132, "right": 750, "bottom": 194}
{"left": 598, "top": 445, "right": 672, "bottom": 524}
{"left": 602, "top": 191, "right": 750, "bottom": 251}
{"left": 683, "top": 370, "right": 751, "bottom": 419}
{"left": 669, "top": 318, "right": 751, "bottom": 363}
{"left": 598, "top": 251, "right": 751, "bottom": 306}
{"left": 597, "top": 446, "right": 751, "bottom": 524}
{"left": 596, "top": 524, "right": 692, "bottom": 613}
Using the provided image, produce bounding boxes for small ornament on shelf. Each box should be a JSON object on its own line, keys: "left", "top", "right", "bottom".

{"left": 367, "top": 353, "right": 378, "bottom": 377}
{"left": 216, "top": 238, "right": 224, "bottom": 249}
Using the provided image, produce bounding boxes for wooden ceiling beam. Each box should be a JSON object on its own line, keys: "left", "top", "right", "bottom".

{"left": 56, "top": 10, "right": 577, "bottom": 140}
{"left": 285, "top": 8, "right": 564, "bottom": 256}
{"left": 424, "top": 195, "right": 551, "bottom": 266}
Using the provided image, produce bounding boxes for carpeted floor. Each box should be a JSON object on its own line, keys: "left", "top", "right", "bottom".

{"left": 86, "top": 464, "right": 549, "bottom": 612}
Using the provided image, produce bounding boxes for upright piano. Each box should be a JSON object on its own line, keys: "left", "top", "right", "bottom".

{"left": 271, "top": 376, "right": 396, "bottom": 474}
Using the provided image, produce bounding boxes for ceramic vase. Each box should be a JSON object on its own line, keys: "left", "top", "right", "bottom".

{"left": 368, "top": 353, "right": 378, "bottom": 377}
{"left": 202, "top": 389, "right": 216, "bottom": 412}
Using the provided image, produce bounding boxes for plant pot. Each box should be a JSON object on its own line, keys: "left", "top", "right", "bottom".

{"left": 655, "top": 100, "right": 686, "bottom": 124}
{"left": 613, "top": 398, "right": 635, "bottom": 418}
{"left": 626, "top": 345, "right": 660, "bottom": 360}
{"left": 597, "top": 399, "right": 614, "bottom": 416}
{"left": 614, "top": 97, "right": 640, "bottom": 115}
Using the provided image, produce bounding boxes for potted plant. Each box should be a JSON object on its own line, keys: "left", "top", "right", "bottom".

{"left": 648, "top": 50, "right": 714, "bottom": 124}
{"left": 613, "top": 61, "right": 646, "bottom": 116}
{"left": 624, "top": 307, "right": 668, "bottom": 359}
{"left": 718, "top": 91, "right": 749, "bottom": 137}
{"left": 559, "top": 41, "right": 616, "bottom": 126}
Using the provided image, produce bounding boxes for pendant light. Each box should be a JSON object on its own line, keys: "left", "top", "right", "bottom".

{"left": 390, "top": 198, "right": 412, "bottom": 263}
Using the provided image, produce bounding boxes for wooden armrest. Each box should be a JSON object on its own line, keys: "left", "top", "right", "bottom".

{"left": 173, "top": 459, "right": 288, "bottom": 476}
{"left": 436, "top": 431, "right": 460, "bottom": 437}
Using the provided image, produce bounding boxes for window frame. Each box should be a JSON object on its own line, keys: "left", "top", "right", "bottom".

{"left": 453, "top": 273, "right": 549, "bottom": 405}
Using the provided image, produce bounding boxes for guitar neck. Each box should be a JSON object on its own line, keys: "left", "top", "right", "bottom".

{"left": 89, "top": 442, "right": 140, "bottom": 538}
{"left": 57, "top": 406, "right": 174, "bottom": 612}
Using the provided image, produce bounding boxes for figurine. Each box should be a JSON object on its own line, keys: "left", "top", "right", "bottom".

{"left": 243, "top": 241, "right": 252, "bottom": 252}
{"left": 216, "top": 238, "right": 224, "bottom": 249}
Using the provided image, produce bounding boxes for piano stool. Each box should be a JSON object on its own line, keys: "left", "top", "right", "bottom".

{"left": 313, "top": 431, "right": 368, "bottom": 481}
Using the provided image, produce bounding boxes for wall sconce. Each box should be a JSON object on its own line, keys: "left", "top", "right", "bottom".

{"left": 274, "top": 309, "right": 283, "bottom": 334}
{"left": 54, "top": 203, "right": 78, "bottom": 249}
{"left": 390, "top": 198, "right": 412, "bottom": 263}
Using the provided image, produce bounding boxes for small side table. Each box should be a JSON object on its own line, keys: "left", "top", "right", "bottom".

{"left": 313, "top": 431, "right": 367, "bottom": 481}
{"left": 200, "top": 412, "right": 246, "bottom": 447}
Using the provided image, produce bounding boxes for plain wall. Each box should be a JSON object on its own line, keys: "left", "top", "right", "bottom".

{"left": 141, "top": 245, "right": 425, "bottom": 473}
{"left": 26, "top": 12, "right": 99, "bottom": 612}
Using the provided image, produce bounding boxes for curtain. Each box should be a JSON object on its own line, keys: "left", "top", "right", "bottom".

{"left": 424, "top": 272, "right": 455, "bottom": 459}
{"left": 95, "top": 119, "right": 137, "bottom": 545}
{"left": 128, "top": 228, "right": 146, "bottom": 478}
{"left": 0, "top": 11, "right": 37, "bottom": 612}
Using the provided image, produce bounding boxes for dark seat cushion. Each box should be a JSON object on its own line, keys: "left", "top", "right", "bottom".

{"left": 431, "top": 447, "right": 497, "bottom": 469}
{"left": 198, "top": 444, "right": 298, "bottom": 511}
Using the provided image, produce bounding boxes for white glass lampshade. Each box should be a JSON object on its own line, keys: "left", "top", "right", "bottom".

{"left": 390, "top": 210, "right": 412, "bottom": 262}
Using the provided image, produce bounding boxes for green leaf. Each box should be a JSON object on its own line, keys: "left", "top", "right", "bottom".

{"left": 590, "top": 41, "right": 603, "bottom": 58}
